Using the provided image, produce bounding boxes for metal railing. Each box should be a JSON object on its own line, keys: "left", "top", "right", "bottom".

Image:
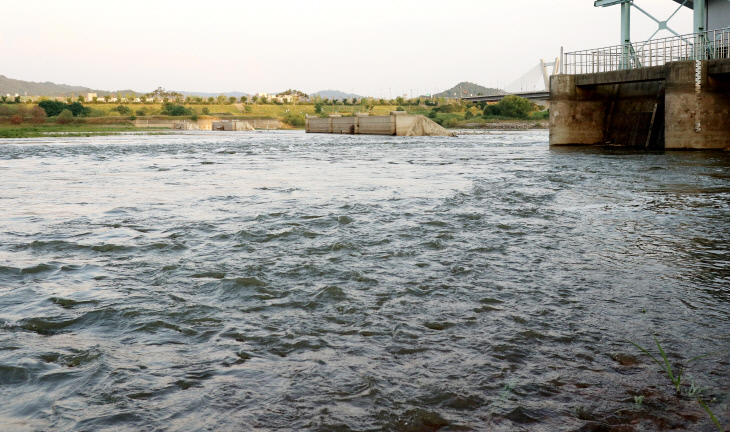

{"left": 562, "top": 28, "right": 730, "bottom": 75}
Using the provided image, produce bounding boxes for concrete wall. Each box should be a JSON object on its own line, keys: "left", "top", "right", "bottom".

{"left": 306, "top": 118, "right": 332, "bottom": 133}
{"left": 395, "top": 115, "right": 418, "bottom": 136}
{"left": 243, "top": 119, "right": 281, "bottom": 129}
{"left": 306, "top": 116, "right": 397, "bottom": 135}
{"left": 359, "top": 116, "right": 395, "bottom": 135}
{"left": 332, "top": 117, "right": 357, "bottom": 134}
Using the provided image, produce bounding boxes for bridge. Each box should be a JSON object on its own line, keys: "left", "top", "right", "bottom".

{"left": 461, "top": 58, "right": 559, "bottom": 105}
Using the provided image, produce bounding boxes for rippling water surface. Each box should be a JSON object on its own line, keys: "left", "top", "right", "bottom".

{"left": 1, "top": 130, "right": 729, "bottom": 431}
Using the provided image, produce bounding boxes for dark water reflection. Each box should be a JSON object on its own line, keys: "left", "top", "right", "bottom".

{"left": 0, "top": 131, "right": 728, "bottom": 431}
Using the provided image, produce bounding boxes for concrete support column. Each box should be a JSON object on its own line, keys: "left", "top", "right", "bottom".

{"left": 549, "top": 75, "right": 611, "bottom": 145}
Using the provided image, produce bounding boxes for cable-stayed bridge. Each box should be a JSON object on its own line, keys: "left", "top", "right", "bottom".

{"left": 461, "top": 58, "right": 559, "bottom": 105}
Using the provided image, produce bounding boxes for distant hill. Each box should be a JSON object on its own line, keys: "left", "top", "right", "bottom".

{"left": 0, "top": 75, "right": 137, "bottom": 97}
{"left": 431, "top": 82, "right": 505, "bottom": 99}
{"left": 311, "top": 90, "right": 363, "bottom": 100}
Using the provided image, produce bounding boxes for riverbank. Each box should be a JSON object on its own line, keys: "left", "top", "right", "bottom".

{"left": 0, "top": 123, "right": 170, "bottom": 138}
{"left": 1, "top": 100, "right": 549, "bottom": 137}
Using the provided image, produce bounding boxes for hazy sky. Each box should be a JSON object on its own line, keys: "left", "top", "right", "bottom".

{"left": 2, "top": 0, "right": 693, "bottom": 96}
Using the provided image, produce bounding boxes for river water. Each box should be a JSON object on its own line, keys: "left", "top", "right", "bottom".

{"left": 0, "top": 130, "right": 728, "bottom": 431}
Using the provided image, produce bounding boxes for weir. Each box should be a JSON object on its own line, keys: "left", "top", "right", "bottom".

{"left": 305, "top": 112, "right": 456, "bottom": 137}
{"left": 550, "top": 0, "right": 730, "bottom": 150}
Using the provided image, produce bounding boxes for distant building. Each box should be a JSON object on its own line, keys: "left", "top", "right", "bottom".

{"left": 86, "top": 93, "right": 97, "bottom": 102}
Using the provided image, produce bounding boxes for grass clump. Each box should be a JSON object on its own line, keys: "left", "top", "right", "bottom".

{"left": 627, "top": 336, "right": 726, "bottom": 431}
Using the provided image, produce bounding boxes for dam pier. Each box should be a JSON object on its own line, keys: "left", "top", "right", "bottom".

{"left": 550, "top": 0, "right": 730, "bottom": 150}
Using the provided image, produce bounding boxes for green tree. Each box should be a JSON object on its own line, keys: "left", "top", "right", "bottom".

{"left": 259, "top": 96, "right": 268, "bottom": 104}
{"left": 217, "top": 95, "right": 226, "bottom": 104}
{"left": 252, "top": 95, "right": 259, "bottom": 104}
{"left": 202, "top": 107, "right": 210, "bottom": 115}
{"left": 14, "top": 96, "right": 21, "bottom": 103}
{"left": 67, "top": 102, "right": 90, "bottom": 117}
{"left": 38, "top": 100, "right": 67, "bottom": 117}
{"left": 92, "top": 97, "right": 98, "bottom": 103}
{"left": 207, "top": 97, "right": 215, "bottom": 104}
{"left": 229, "top": 96, "right": 237, "bottom": 104}
{"left": 240, "top": 96, "right": 248, "bottom": 103}
{"left": 104, "top": 95, "right": 111, "bottom": 103}
{"left": 496, "top": 95, "right": 535, "bottom": 118}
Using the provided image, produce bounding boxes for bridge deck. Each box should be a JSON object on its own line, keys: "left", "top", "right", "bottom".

{"left": 461, "top": 91, "right": 550, "bottom": 103}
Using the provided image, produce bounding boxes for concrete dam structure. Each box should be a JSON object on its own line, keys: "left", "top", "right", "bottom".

{"left": 551, "top": 58, "right": 730, "bottom": 149}
{"left": 305, "top": 113, "right": 456, "bottom": 137}
{"left": 550, "top": 0, "right": 730, "bottom": 150}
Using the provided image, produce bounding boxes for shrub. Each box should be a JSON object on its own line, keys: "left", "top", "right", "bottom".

{"left": 464, "top": 110, "right": 474, "bottom": 119}
{"left": 161, "top": 104, "right": 192, "bottom": 116}
{"left": 396, "top": 106, "right": 405, "bottom": 111}
{"left": 56, "top": 109, "right": 74, "bottom": 124}
{"left": 434, "top": 104, "right": 463, "bottom": 114}
{"left": 202, "top": 107, "right": 210, "bottom": 115}
{"left": 10, "top": 114, "right": 22, "bottom": 125}
{"left": 30, "top": 106, "right": 47, "bottom": 124}
{"left": 283, "top": 113, "right": 305, "bottom": 127}
{"left": 530, "top": 110, "right": 549, "bottom": 120}
{"left": 191, "top": 113, "right": 198, "bottom": 121}
{"left": 111, "top": 105, "right": 131, "bottom": 115}
{"left": 443, "top": 117, "right": 459, "bottom": 128}
{"left": 130, "top": 115, "right": 137, "bottom": 121}
{"left": 136, "top": 109, "right": 145, "bottom": 116}
{"left": 427, "top": 110, "right": 438, "bottom": 119}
